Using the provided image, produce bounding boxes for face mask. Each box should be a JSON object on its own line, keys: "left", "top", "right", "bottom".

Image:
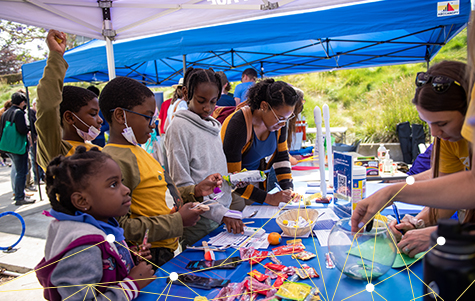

{"left": 121, "top": 111, "right": 138, "bottom": 145}
{"left": 72, "top": 113, "right": 101, "bottom": 141}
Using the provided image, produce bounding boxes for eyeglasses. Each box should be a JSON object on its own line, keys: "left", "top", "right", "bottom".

{"left": 415, "top": 72, "right": 462, "bottom": 94}
{"left": 268, "top": 104, "right": 295, "bottom": 125}
{"left": 111, "top": 108, "right": 158, "bottom": 126}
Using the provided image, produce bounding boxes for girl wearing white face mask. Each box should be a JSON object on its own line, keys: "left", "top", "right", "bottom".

{"left": 36, "top": 30, "right": 104, "bottom": 170}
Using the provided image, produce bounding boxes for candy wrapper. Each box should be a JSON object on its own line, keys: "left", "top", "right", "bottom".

{"left": 223, "top": 170, "right": 266, "bottom": 186}
{"left": 248, "top": 270, "right": 269, "bottom": 282}
{"left": 250, "top": 250, "right": 268, "bottom": 264}
{"left": 295, "top": 264, "right": 319, "bottom": 279}
{"left": 325, "top": 252, "right": 335, "bottom": 269}
{"left": 269, "top": 252, "right": 282, "bottom": 264}
{"left": 240, "top": 247, "right": 255, "bottom": 261}
{"left": 272, "top": 243, "right": 305, "bottom": 255}
{"left": 265, "top": 269, "right": 279, "bottom": 279}
{"left": 276, "top": 282, "right": 312, "bottom": 301}
{"left": 291, "top": 251, "right": 316, "bottom": 261}
{"left": 214, "top": 282, "right": 245, "bottom": 301}
{"left": 283, "top": 266, "right": 297, "bottom": 276}
{"left": 264, "top": 262, "right": 286, "bottom": 272}
{"left": 273, "top": 273, "right": 288, "bottom": 288}
{"left": 244, "top": 277, "right": 273, "bottom": 295}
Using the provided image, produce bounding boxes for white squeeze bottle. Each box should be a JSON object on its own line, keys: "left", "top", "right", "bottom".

{"left": 377, "top": 144, "right": 387, "bottom": 161}
{"left": 377, "top": 144, "right": 387, "bottom": 173}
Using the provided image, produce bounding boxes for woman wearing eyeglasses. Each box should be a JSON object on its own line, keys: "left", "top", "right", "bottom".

{"left": 221, "top": 78, "right": 299, "bottom": 209}
{"left": 381, "top": 61, "right": 473, "bottom": 257}
{"left": 351, "top": 61, "right": 475, "bottom": 241}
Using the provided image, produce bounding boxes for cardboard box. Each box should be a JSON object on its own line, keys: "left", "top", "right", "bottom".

{"left": 354, "top": 158, "right": 379, "bottom": 176}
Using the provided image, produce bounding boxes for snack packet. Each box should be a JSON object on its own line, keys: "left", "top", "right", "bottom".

{"left": 273, "top": 273, "right": 288, "bottom": 288}
{"left": 248, "top": 270, "right": 269, "bottom": 282}
{"left": 276, "top": 282, "right": 312, "bottom": 301}
{"left": 291, "top": 251, "right": 316, "bottom": 261}
{"left": 265, "top": 268, "right": 279, "bottom": 279}
{"left": 269, "top": 252, "right": 282, "bottom": 264}
{"left": 244, "top": 277, "right": 273, "bottom": 295}
{"left": 295, "top": 264, "right": 319, "bottom": 279}
{"left": 240, "top": 247, "right": 255, "bottom": 261}
{"left": 264, "top": 262, "right": 286, "bottom": 272}
{"left": 272, "top": 243, "right": 305, "bottom": 255}
{"left": 249, "top": 250, "right": 268, "bottom": 265}
{"left": 214, "top": 282, "right": 245, "bottom": 301}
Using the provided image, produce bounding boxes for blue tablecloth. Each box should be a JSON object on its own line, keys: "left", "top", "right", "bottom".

{"left": 136, "top": 218, "right": 423, "bottom": 301}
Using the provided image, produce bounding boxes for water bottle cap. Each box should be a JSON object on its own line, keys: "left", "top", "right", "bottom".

{"left": 213, "top": 187, "right": 221, "bottom": 194}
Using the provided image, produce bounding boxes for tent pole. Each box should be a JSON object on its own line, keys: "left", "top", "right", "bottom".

{"left": 25, "top": 87, "right": 42, "bottom": 201}
{"left": 99, "top": 0, "right": 116, "bottom": 80}
{"left": 106, "top": 37, "right": 116, "bottom": 80}
{"left": 183, "top": 55, "right": 186, "bottom": 75}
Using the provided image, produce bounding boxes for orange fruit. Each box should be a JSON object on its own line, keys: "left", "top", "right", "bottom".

{"left": 268, "top": 232, "right": 282, "bottom": 245}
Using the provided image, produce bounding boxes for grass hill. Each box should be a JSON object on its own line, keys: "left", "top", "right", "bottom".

{"left": 0, "top": 29, "right": 467, "bottom": 144}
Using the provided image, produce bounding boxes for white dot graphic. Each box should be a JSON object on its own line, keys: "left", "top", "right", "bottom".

{"left": 406, "top": 176, "right": 415, "bottom": 185}
{"left": 366, "top": 283, "right": 375, "bottom": 292}
{"left": 106, "top": 234, "right": 115, "bottom": 243}
{"left": 437, "top": 236, "right": 446, "bottom": 246}
{"left": 170, "top": 272, "right": 179, "bottom": 281}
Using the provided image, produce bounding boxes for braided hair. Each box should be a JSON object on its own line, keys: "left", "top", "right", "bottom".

{"left": 60, "top": 86, "right": 97, "bottom": 126}
{"left": 45, "top": 146, "right": 111, "bottom": 215}
{"left": 183, "top": 67, "right": 222, "bottom": 103}
{"left": 247, "top": 78, "right": 299, "bottom": 111}
{"left": 99, "top": 76, "right": 155, "bottom": 123}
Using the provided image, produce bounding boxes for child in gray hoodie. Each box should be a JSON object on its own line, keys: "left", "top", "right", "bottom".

{"left": 165, "top": 67, "right": 244, "bottom": 247}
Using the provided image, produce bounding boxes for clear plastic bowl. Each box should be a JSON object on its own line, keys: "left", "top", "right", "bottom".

{"left": 328, "top": 218, "right": 397, "bottom": 280}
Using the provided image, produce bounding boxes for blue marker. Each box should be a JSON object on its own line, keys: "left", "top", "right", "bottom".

{"left": 392, "top": 203, "right": 401, "bottom": 224}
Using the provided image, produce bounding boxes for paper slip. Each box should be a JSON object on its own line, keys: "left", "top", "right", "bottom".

{"left": 314, "top": 230, "right": 331, "bottom": 247}
{"left": 208, "top": 231, "right": 248, "bottom": 248}
{"left": 278, "top": 202, "right": 325, "bottom": 209}
{"left": 313, "top": 219, "right": 336, "bottom": 230}
{"left": 242, "top": 205, "right": 281, "bottom": 219}
{"left": 240, "top": 233, "right": 270, "bottom": 249}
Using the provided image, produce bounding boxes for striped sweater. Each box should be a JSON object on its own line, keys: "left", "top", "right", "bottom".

{"left": 221, "top": 109, "right": 293, "bottom": 203}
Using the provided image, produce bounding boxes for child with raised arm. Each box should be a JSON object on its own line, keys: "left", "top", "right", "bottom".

{"left": 165, "top": 67, "right": 244, "bottom": 247}
{"left": 99, "top": 76, "right": 221, "bottom": 266}
{"left": 36, "top": 29, "right": 103, "bottom": 170}
{"left": 36, "top": 147, "right": 155, "bottom": 300}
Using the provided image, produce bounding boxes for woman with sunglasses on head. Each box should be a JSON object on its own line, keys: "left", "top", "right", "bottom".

{"left": 351, "top": 60, "right": 475, "bottom": 237}
{"left": 221, "top": 79, "right": 299, "bottom": 210}
{"left": 383, "top": 61, "right": 472, "bottom": 257}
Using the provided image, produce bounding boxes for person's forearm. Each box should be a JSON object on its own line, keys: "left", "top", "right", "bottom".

{"left": 412, "top": 169, "right": 432, "bottom": 181}
{"left": 388, "top": 170, "right": 475, "bottom": 209}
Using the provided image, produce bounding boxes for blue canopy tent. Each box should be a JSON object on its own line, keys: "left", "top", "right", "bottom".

{"left": 21, "top": 0, "right": 471, "bottom": 87}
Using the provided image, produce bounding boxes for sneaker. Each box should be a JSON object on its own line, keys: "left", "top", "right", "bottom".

{"left": 15, "top": 196, "right": 36, "bottom": 206}
{"left": 26, "top": 185, "right": 38, "bottom": 192}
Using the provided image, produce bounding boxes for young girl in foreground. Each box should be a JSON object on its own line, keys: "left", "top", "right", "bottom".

{"left": 36, "top": 147, "right": 155, "bottom": 301}
{"left": 165, "top": 67, "right": 244, "bottom": 247}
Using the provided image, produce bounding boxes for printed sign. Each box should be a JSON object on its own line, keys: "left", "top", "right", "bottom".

{"left": 437, "top": 1, "right": 460, "bottom": 17}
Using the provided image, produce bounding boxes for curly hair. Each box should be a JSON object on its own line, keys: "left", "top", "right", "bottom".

{"left": 45, "top": 146, "right": 111, "bottom": 215}
{"left": 60, "top": 86, "right": 97, "bottom": 126}
{"left": 99, "top": 77, "right": 155, "bottom": 123}
{"left": 183, "top": 67, "right": 222, "bottom": 104}
{"left": 247, "top": 78, "right": 299, "bottom": 111}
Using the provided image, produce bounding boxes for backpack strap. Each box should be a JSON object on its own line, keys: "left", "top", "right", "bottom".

{"left": 241, "top": 106, "right": 253, "bottom": 154}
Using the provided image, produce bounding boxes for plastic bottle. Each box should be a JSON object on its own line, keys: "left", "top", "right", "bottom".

{"left": 351, "top": 166, "right": 367, "bottom": 215}
{"left": 377, "top": 144, "right": 387, "bottom": 160}
{"left": 383, "top": 151, "right": 392, "bottom": 175}
{"left": 423, "top": 219, "right": 475, "bottom": 300}
{"left": 377, "top": 144, "right": 387, "bottom": 173}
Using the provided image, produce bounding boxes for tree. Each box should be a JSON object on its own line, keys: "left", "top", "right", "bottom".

{"left": 0, "top": 20, "right": 47, "bottom": 75}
